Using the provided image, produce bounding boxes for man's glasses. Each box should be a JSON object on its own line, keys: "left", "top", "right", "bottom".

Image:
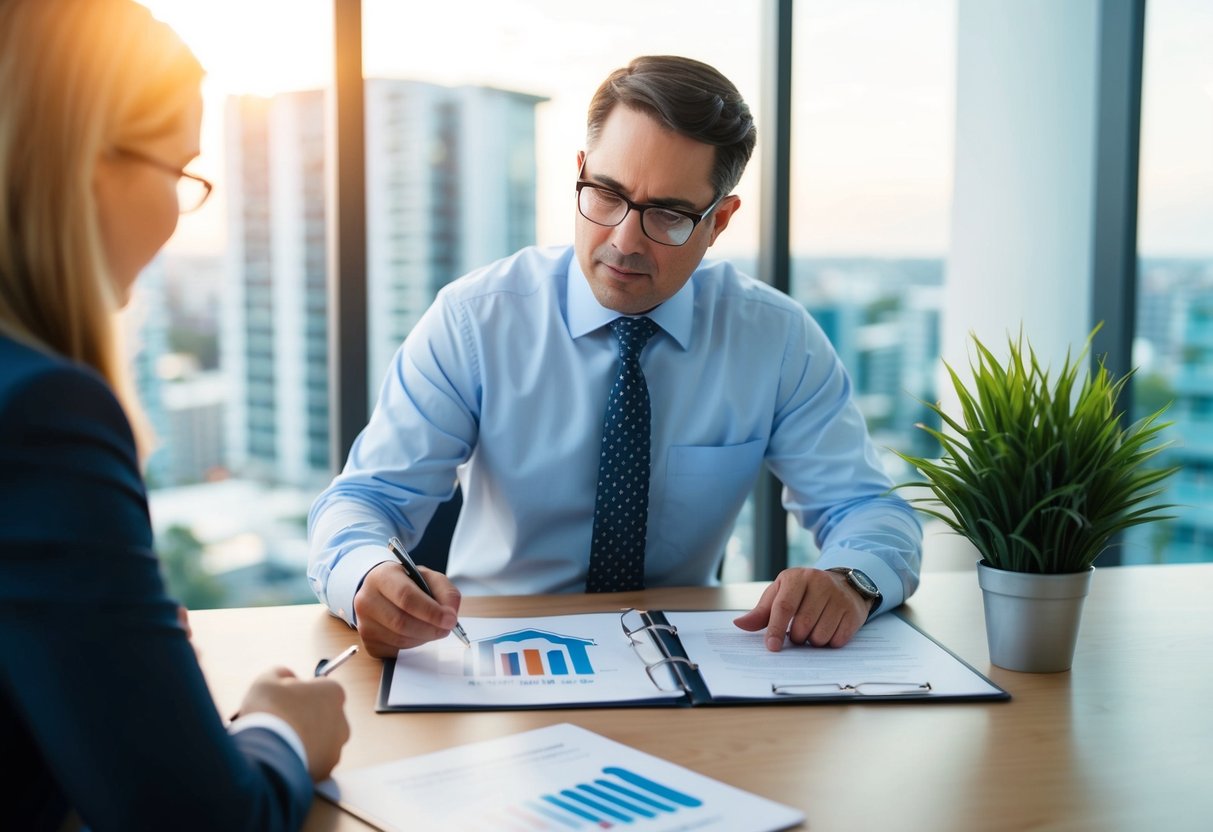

{"left": 113, "top": 147, "right": 213, "bottom": 213}
{"left": 576, "top": 162, "right": 723, "bottom": 247}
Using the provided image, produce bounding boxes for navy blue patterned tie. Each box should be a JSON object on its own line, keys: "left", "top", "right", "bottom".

{"left": 586, "top": 317, "right": 659, "bottom": 593}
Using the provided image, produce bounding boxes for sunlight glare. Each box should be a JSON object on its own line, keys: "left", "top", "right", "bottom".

{"left": 141, "top": 0, "right": 332, "bottom": 96}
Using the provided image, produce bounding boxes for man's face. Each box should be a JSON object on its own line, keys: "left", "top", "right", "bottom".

{"left": 574, "top": 105, "right": 740, "bottom": 315}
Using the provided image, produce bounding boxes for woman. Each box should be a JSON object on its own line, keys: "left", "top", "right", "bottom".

{"left": 0, "top": 1, "right": 350, "bottom": 829}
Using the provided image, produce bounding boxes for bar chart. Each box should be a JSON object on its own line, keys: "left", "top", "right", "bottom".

{"left": 319, "top": 723, "right": 805, "bottom": 832}
{"left": 441, "top": 765, "right": 701, "bottom": 830}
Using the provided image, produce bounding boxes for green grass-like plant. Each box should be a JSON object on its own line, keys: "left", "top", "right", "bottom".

{"left": 895, "top": 329, "right": 1179, "bottom": 574}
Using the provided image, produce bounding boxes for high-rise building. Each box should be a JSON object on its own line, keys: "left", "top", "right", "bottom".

{"left": 1125, "top": 260, "right": 1213, "bottom": 563}
{"left": 365, "top": 80, "right": 545, "bottom": 388}
{"left": 224, "top": 81, "right": 544, "bottom": 489}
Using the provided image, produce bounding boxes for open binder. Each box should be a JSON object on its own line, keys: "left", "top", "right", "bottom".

{"left": 377, "top": 609, "right": 1008, "bottom": 711}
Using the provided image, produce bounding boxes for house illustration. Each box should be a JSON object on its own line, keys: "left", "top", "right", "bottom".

{"left": 475, "top": 629, "right": 597, "bottom": 675}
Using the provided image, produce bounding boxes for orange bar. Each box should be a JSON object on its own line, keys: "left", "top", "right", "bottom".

{"left": 523, "top": 649, "right": 544, "bottom": 675}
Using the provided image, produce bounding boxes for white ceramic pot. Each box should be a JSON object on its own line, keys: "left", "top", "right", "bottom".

{"left": 976, "top": 562, "right": 1094, "bottom": 672}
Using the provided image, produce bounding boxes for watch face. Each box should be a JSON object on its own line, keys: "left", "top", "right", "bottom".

{"left": 850, "top": 570, "right": 879, "bottom": 596}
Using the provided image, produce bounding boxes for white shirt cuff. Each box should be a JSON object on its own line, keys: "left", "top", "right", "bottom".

{"left": 229, "top": 712, "right": 308, "bottom": 772}
{"left": 327, "top": 545, "right": 397, "bottom": 626}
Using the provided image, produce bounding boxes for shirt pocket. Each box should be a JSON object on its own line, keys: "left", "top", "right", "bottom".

{"left": 655, "top": 439, "right": 767, "bottom": 553}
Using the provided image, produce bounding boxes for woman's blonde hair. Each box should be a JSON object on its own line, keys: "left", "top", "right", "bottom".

{"left": 0, "top": 0, "right": 203, "bottom": 454}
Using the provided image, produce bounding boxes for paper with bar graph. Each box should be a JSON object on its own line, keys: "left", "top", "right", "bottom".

{"left": 317, "top": 723, "right": 805, "bottom": 831}
{"left": 383, "top": 614, "right": 684, "bottom": 708}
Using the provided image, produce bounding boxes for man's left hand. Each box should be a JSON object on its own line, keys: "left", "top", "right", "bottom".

{"left": 733, "top": 567, "right": 874, "bottom": 651}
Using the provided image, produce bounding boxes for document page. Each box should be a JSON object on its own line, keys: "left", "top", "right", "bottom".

{"left": 318, "top": 723, "right": 805, "bottom": 832}
{"left": 664, "top": 610, "right": 1003, "bottom": 699}
{"left": 385, "top": 613, "right": 684, "bottom": 708}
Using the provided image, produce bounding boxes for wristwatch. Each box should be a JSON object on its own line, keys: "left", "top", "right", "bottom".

{"left": 826, "top": 566, "right": 882, "bottom": 615}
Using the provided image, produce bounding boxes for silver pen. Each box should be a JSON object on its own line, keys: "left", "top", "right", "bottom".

{"left": 387, "top": 537, "right": 471, "bottom": 647}
{"left": 315, "top": 644, "right": 359, "bottom": 677}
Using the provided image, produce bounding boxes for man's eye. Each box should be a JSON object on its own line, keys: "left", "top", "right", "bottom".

{"left": 646, "top": 209, "right": 684, "bottom": 228}
{"left": 590, "top": 189, "right": 623, "bottom": 207}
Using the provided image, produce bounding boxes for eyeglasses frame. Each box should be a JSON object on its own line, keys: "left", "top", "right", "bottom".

{"left": 770, "top": 681, "right": 934, "bottom": 697}
{"left": 112, "top": 146, "right": 214, "bottom": 213}
{"left": 575, "top": 158, "right": 724, "bottom": 247}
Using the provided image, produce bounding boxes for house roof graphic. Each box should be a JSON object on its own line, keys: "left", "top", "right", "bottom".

{"left": 481, "top": 629, "right": 596, "bottom": 648}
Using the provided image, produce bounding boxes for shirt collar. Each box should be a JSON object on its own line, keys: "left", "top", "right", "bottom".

{"left": 566, "top": 254, "right": 694, "bottom": 350}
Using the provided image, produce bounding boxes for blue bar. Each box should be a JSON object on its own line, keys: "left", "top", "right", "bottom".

{"left": 569, "top": 646, "right": 593, "bottom": 675}
{"left": 579, "top": 784, "right": 656, "bottom": 818}
{"left": 595, "top": 780, "right": 675, "bottom": 813}
{"left": 547, "top": 650, "right": 569, "bottom": 675}
{"left": 562, "top": 789, "right": 633, "bottom": 823}
{"left": 542, "top": 795, "right": 604, "bottom": 825}
{"left": 602, "top": 767, "right": 702, "bottom": 807}
{"left": 505, "top": 652, "right": 520, "bottom": 676}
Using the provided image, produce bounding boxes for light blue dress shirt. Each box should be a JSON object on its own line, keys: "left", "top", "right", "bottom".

{"left": 308, "top": 245, "right": 922, "bottom": 624}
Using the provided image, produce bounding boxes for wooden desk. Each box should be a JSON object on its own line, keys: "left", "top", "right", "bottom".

{"left": 191, "top": 565, "right": 1212, "bottom": 831}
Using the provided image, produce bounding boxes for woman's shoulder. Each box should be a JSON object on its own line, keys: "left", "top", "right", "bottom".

{"left": 0, "top": 333, "right": 138, "bottom": 489}
{"left": 0, "top": 334, "right": 125, "bottom": 429}
{"left": 0, "top": 334, "right": 147, "bottom": 546}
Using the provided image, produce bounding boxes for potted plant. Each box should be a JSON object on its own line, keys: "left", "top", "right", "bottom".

{"left": 895, "top": 328, "right": 1178, "bottom": 672}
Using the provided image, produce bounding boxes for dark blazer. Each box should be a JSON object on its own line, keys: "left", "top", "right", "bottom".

{"left": 0, "top": 334, "right": 312, "bottom": 831}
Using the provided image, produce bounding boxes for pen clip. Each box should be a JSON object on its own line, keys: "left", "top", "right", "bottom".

{"left": 388, "top": 537, "right": 429, "bottom": 587}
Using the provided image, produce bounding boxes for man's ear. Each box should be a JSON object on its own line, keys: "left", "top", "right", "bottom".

{"left": 576, "top": 149, "right": 586, "bottom": 172}
{"left": 706, "top": 195, "right": 742, "bottom": 246}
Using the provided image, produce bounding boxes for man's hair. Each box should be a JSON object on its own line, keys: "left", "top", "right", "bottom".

{"left": 0, "top": 0, "right": 203, "bottom": 456}
{"left": 586, "top": 55, "right": 757, "bottom": 199}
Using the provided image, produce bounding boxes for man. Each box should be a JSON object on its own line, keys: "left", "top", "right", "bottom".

{"left": 308, "top": 56, "right": 922, "bottom": 658}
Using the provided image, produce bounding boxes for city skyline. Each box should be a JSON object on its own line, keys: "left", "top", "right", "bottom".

{"left": 143, "top": 0, "right": 1212, "bottom": 261}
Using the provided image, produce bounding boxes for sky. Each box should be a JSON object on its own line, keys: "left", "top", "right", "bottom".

{"left": 143, "top": 0, "right": 1211, "bottom": 260}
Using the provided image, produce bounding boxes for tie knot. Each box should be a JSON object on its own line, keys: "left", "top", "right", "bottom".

{"left": 609, "top": 317, "right": 658, "bottom": 357}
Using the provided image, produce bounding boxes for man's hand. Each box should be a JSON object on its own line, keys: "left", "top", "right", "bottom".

{"left": 733, "top": 567, "right": 874, "bottom": 651}
{"left": 238, "top": 667, "right": 350, "bottom": 781}
{"left": 352, "top": 562, "right": 462, "bottom": 657}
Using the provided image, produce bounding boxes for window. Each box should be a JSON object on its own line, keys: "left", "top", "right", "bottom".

{"left": 1130, "top": 0, "right": 1213, "bottom": 563}
{"left": 134, "top": 1, "right": 334, "bottom": 608}
{"left": 785, "top": 0, "right": 956, "bottom": 568}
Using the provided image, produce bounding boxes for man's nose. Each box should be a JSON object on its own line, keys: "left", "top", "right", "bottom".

{"left": 609, "top": 206, "right": 649, "bottom": 254}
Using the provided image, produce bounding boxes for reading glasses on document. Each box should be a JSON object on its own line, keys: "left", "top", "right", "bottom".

{"left": 771, "top": 681, "right": 933, "bottom": 697}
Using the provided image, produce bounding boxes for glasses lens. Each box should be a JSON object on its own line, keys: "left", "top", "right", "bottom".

{"left": 177, "top": 175, "right": 210, "bottom": 213}
{"left": 578, "top": 185, "right": 626, "bottom": 226}
{"left": 641, "top": 208, "right": 694, "bottom": 246}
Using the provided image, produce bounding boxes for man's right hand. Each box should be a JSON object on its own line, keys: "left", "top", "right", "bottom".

{"left": 238, "top": 667, "right": 350, "bottom": 781}
{"left": 352, "top": 561, "right": 462, "bottom": 657}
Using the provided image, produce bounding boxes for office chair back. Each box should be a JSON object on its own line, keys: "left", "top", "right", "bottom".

{"left": 407, "top": 488, "right": 461, "bottom": 573}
